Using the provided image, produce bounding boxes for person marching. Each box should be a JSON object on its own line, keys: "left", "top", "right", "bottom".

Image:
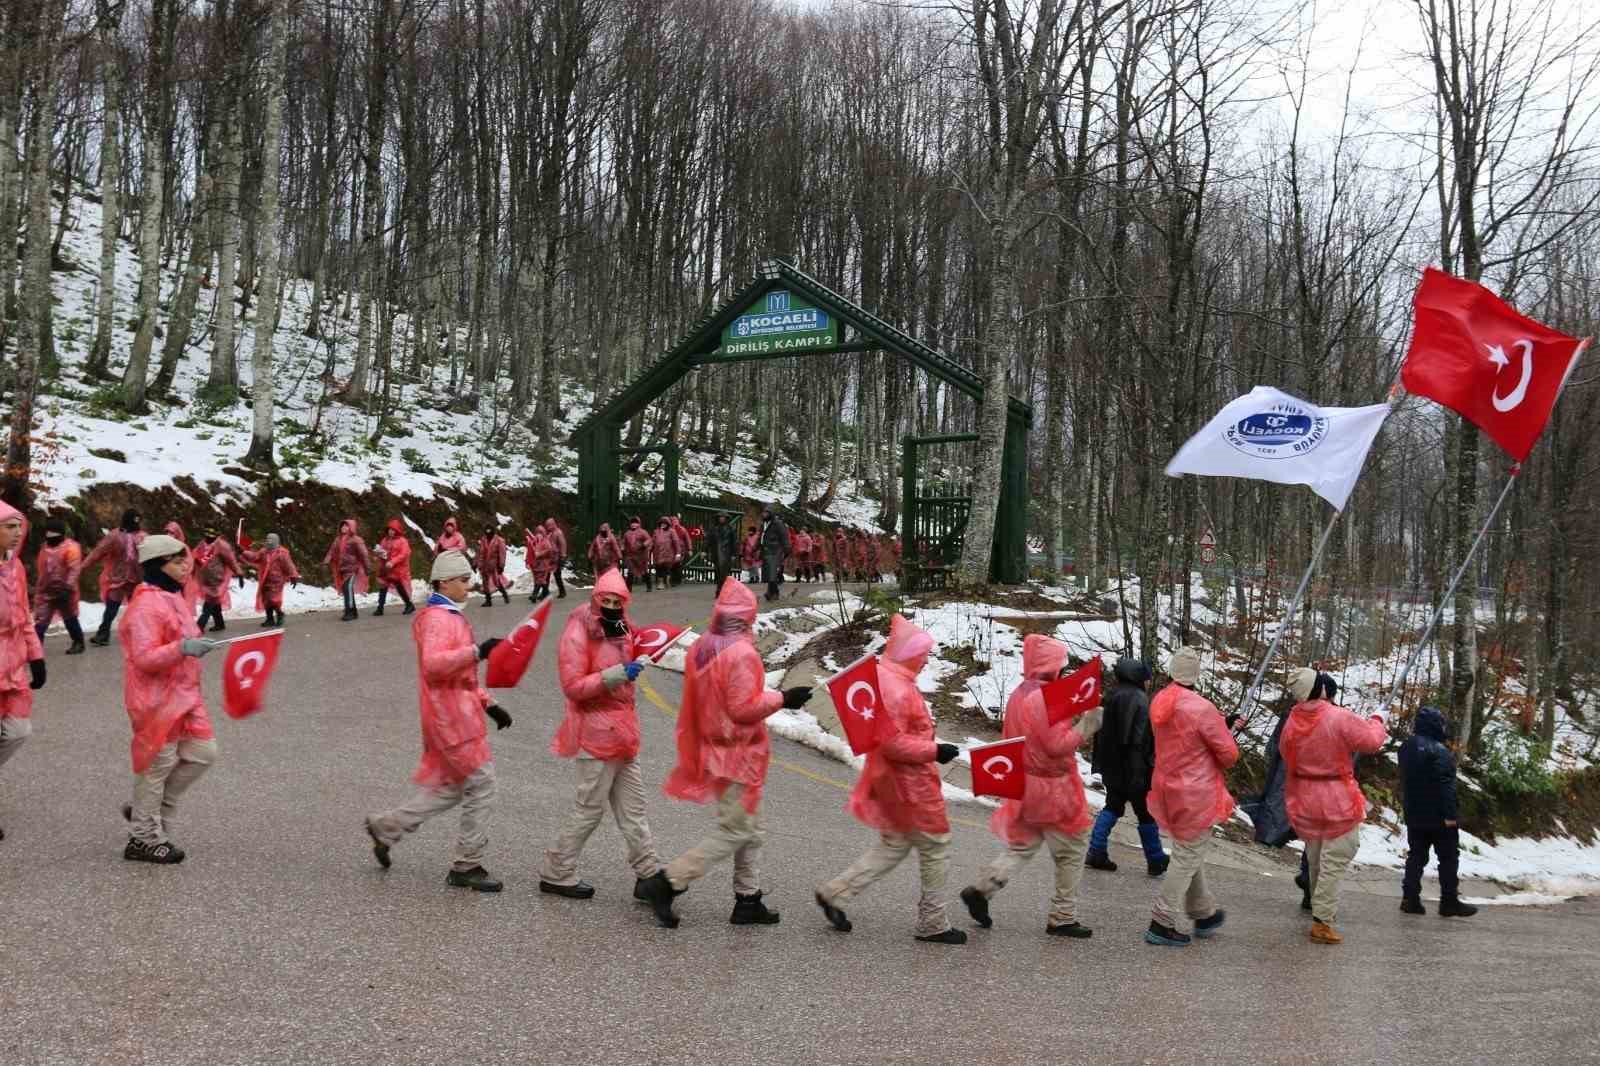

{"left": 374, "top": 520, "right": 415, "bottom": 616}
{"left": 1279, "top": 668, "right": 1387, "bottom": 944}
{"left": 539, "top": 568, "right": 663, "bottom": 900}
{"left": 651, "top": 518, "right": 677, "bottom": 591}
{"left": 587, "top": 523, "right": 623, "bottom": 577}
{"left": 640, "top": 579, "right": 813, "bottom": 928}
{"left": 0, "top": 503, "right": 47, "bottom": 839}
{"left": 435, "top": 517, "right": 468, "bottom": 555}
{"left": 526, "top": 524, "right": 556, "bottom": 602}
{"left": 543, "top": 517, "right": 568, "bottom": 599}
{"left": 242, "top": 533, "right": 299, "bottom": 627}
{"left": 959, "top": 635, "right": 1095, "bottom": 938}
{"left": 1144, "top": 647, "right": 1240, "bottom": 946}
{"left": 192, "top": 529, "right": 242, "bottom": 633}
{"left": 792, "top": 527, "right": 813, "bottom": 583}
{"left": 668, "top": 515, "right": 692, "bottom": 587}
{"left": 364, "top": 550, "right": 511, "bottom": 892}
{"left": 710, "top": 514, "right": 737, "bottom": 592}
{"left": 741, "top": 527, "right": 760, "bottom": 584}
{"left": 118, "top": 533, "right": 220, "bottom": 864}
{"left": 477, "top": 525, "right": 511, "bottom": 607}
{"left": 1398, "top": 706, "right": 1477, "bottom": 919}
{"left": 622, "top": 517, "right": 652, "bottom": 592}
{"left": 831, "top": 528, "right": 849, "bottom": 582}
{"left": 33, "top": 517, "right": 86, "bottom": 654}
{"left": 1087, "top": 658, "right": 1168, "bottom": 875}
{"left": 85, "top": 509, "right": 143, "bottom": 646}
{"left": 324, "top": 519, "right": 372, "bottom": 622}
{"left": 815, "top": 615, "right": 965, "bottom": 944}
{"left": 759, "top": 508, "right": 787, "bottom": 602}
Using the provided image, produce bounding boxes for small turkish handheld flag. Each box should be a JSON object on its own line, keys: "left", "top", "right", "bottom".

{"left": 236, "top": 518, "right": 252, "bottom": 550}
{"left": 633, "top": 621, "right": 689, "bottom": 663}
{"left": 1043, "top": 658, "right": 1103, "bottom": 725}
{"left": 969, "top": 736, "right": 1027, "bottom": 800}
{"left": 222, "top": 630, "right": 284, "bottom": 719}
{"left": 1402, "top": 266, "right": 1588, "bottom": 461}
{"left": 825, "top": 653, "right": 888, "bottom": 756}
{"left": 486, "top": 598, "right": 554, "bottom": 688}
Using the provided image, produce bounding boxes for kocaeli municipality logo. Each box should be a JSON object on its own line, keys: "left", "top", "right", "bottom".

{"left": 731, "top": 290, "right": 828, "bottom": 338}
{"left": 1224, "top": 401, "right": 1329, "bottom": 459}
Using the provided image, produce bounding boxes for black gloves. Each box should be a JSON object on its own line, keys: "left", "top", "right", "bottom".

{"left": 1225, "top": 712, "right": 1242, "bottom": 730}
{"left": 28, "top": 659, "right": 46, "bottom": 690}
{"left": 477, "top": 638, "right": 502, "bottom": 661}
{"left": 781, "top": 686, "right": 813, "bottom": 710}
{"left": 486, "top": 704, "right": 513, "bottom": 730}
{"left": 935, "top": 742, "right": 959, "bottom": 764}
{"left": 237, "top": 575, "right": 247, "bottom": 589}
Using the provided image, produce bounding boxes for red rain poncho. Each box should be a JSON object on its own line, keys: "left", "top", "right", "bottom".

{"left": 622, "top": 524, "right": 651, "bottom": 572}
{"left": 669, "top": 517, "right": 691, "bottom": 558}
{"left": 244, "top": 546, "right": 300, "bottom": 610}
{"left": 552, "top": 568, "right": 641, "bottom": 761}
{"left": 989, "top": 635, "right": 1092, "bottom": 844}
{"left": 0, "top": 502, "right": 43, "bottom": 716}
{"left": 543, "top": 518, "right": 567, "bottom": 559}
{"left": 435, "top": 518, "right": 467, "bottom": 554}
{"left": 411, "top": 599, "right": 492, "bottom": 788}
{"left": 477, "top": 534, "right": 508, "bottom": 581}
{"left": 85, "top": 526, "right": 142, "bottom": 603}
{"left": 793, "top": 531, "right": 813, "bottom": 561}
{"left": 741, "top": 533, "right": 760, "bottom": 568}
{"left": 663, "top": 580, "right": 783, "bottom": 813}
{"left": 587, "top": 525, "right": 623, "bottom": 574}
{"left": 119, "top": 581, "right": 213, "bottom": 773}
{"left": 323, "top": 519, "right": 370, "bottom": 595}
{"left": 377, "top": 524, "right": 412, "bottom": 589}
{"left": 1280, "top": 699, "right": 1388, "bottom": 841}
{"left": 650, "top": 526, "right": 678, "bottom": 567}
{"left": 33, "top": 537, "right": 83, "bottom": 619}
{"left": 525, "top": 529, "right": 554, "bottom": 582}
{"left": 193, "top": 537, "right": 241, "bottom": 608}
{"left": 845, "top": 614, "right": 948, "bottom": 835}
{"left": 1147, "top": 682, "right": 1238, "bottom": 843}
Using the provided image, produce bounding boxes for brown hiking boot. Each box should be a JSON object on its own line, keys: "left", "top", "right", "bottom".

{"left": 1309, "top": 920, "right": 1342, "bottom": 944}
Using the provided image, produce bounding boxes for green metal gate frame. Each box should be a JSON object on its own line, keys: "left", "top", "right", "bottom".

{"left": 572, "top": 258, "right": 1032, "bottom": 585}
{"left": 902, "top": 433, "right": 977, "bottom": 593}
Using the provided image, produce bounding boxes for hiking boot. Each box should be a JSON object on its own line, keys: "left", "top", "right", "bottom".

{"left": 1439, "top": 897, "right": 1478, "bottom": 918}
{"left": 446, "top": 866, "right": 503, "bottom": 892}
{"left": 960, "top": 886, "right": 992, "bottom": 929}
{"left": 401, "top": 603, "right": 415, "bottom": 615}
{"left": 730, "top": 891, "right": 781, "bottom": 926}
{"left": 372, "top": 605, "right": 385, "bottom": 617}
{"left": 1400, "top": 896, "right": 1426, "bottom": 915}
{"left": 540, "top": 880, "right": 595, "bottom": 900}
{"left": 1310, "top": 920, "right": 1343, "bottom": 944}
{"left": 210, "top": 620, "right": 226, "bottom": 632}
{"left": 364, "top": 819, "right": 391, "bottom": 869}
{"left": 633, "top": 878, "right": 655, "bottom": 903}
{"left": 89, "top": 633, "right": 111, "bottom": 647}
{"left": 124, "top": 837, "right": 184, "bottom": 864}
{"left": 1047, "top": 922, "right": 1093, "bottom": 938}
{"left": 259, "top": 617, "right": 276, "bottom": 628}
{"left": 815, "top": 892, "right": 852, "bottom": 932}
{"left": 340, "top": 609, "right": 356, "bottom": 621}
{"left": 1147, "top": 855, "right": 1170, "bottom": 877}
{"left": 1085, "top": 850, "right": 1118, "bottom": 872}
{"left": 482, "top": 596, "right": 494, "bottom": 607}
{"left": 637, "top": 871, "right": 681, "bottom": 928}
{"left": 1145, "top": 921, "right": 1191, "bottom": 946}
{"left": 1194, "top": 909, "right": 1226, "bottom": 938}
{"left": 66, "top": 639, "right": 86, "bottom": 655}
{"left": 914, "top": 928, "right": 967, "bottom": 945}
{"left": 500, "top": 589, "right": 510, "bottom": 604}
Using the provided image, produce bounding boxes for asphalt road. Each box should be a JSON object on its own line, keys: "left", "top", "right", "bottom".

{"left": 1, "top": 582, "right": 1593, "bottom": 1066}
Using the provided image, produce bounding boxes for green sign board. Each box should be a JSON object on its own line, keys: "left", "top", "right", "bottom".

{"left": 720, "top": 289, "right": 839, "bottom": 355}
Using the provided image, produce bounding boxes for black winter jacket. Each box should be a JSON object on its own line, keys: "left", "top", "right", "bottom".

{"left": 1398, "top": 706, "right": 1459, "bottom": 828}
{"left": 1092, "top": 658, "right": 1155, "bottom": 795}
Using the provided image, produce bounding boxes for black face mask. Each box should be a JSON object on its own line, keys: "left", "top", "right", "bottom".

{"left": 45, "top": 534, "right": 64, "bottom": 544}
{"left": 599, "top": 604, "right": 627, "bottom": 637}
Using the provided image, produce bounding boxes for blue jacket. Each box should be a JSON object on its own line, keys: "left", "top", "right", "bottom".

{"left": 1398, "top": 706, "right": 1459, "bottom": 828}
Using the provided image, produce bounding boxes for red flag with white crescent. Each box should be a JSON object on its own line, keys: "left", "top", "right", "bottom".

{"left": 825, "top": 653, "right": 888, "bottom": 756}
{"left": 485, "top": 597, "right": 554, "bottom": 688}
{"left": 222, "top": 631, "right": 284, "bottom": 719}
{"left": 633, "top": 621, "right": 688, "bottom": 663}
{"left": 1043, "top": 658, "right": 1103, "bottom": 725}
{"left": 969, "top": 736, "right": 1027, "bottom": 800}
{"left": 235, "top": 517, "right": 252, "bottom": 550}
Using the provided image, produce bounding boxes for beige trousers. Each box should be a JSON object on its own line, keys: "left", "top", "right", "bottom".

{"left": 1151, "top": 832, "right": 1218, "bottom": 932}
{"left": 974, "top": 827, "right": 1090, "bottom": 926}
{"left": 540, "top": 754, "right": 660, "bottom": 885}
{"left": 1305, "top": 825, "right": 1362, "bottom": 925}
{"left": 820, "top": 830, "right": 952, "bottom": 937}
{"left": 664, "top": 783, "right": 764, "bottom": 895}
{"left": 130, "top": 738, "right": 217, "bottom": 846}
{"left": 0, "top": 714, "right": 31, "bottom": 771}
{"left": 369, "top": 764, "right": 496, "bottom": 872}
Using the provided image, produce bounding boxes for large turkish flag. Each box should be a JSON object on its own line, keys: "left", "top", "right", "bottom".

{"left": 485, "top": 598, "right": 554, "bottom": 688}
{"left": 222, "top": 631, "right": 284, "bottom": 719}
{"left": 1043, "top": 658, "right": 1103, "bottom": 725}
{"left": 825, "top": 653, "right": 888, "bottom": 756}
{"left": 969, "top": 736, "right": 1027, "bottom": 800}
{"left": 1401, "top": 267, "right": 1587, "bottom": 461}
{"left": 632, "top": 620, "right": 689, "bottom": 663}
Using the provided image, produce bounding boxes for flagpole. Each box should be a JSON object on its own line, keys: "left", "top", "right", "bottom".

{"left": 1375, "top": 465, "right": 1520, "bottom": 719}
{"left": 1236, "top": 504, "right": 1344, "bottom": 723}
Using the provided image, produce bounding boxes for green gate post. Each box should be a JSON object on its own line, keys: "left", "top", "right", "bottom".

{"left": 991, "top": 411, "right": 1029, "bottom": 583}
{"left": 901, "top": 434, "right": 919, "bottom": 574}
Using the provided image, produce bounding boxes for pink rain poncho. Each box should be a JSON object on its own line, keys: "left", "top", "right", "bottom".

{"left": 435, "top": 518, "right": 467, "bottom": 554}
{"left": 477, "top": 533, "right": 508, "bottom": 592}
{"left": 377, "top": 523, "right": 412, "bottom": 590}
{"left": 663, "top": 580, "right": 783, "bottom": 813}
{"left": 323, "top": 519, "right": 371, "bottom": 595}
{"left": 410, "top": 599, "right": 492, "bottom": 788}
{"left": 845, "top": 614, "right": 948, "bottom": 835}
{"left": 33, "top": 536, "right": 83, "bottom": 620}
{"left": 622, "top": 522, "right": 651, "bottom": 574}
{"left": 741, "top": 532, "right": 760, "bottom": 569}
{"left": 552, "top": 568, "right": 641, "bottom": 761}
{"left": 989, "top": 635, "right": 1092, "bottom": 845}
{"left": 193, "top": 537, "right": 241, "bottom": 608}
{"left": 650, "top": 525, "right": 678, "bottom": 567}
{"left": 244, "top": 545, "right": 300, "bottom": 610}
{"left": 543, "top": 518, "right": 566, "bottom": 559}
{"left": 587, "top": 525, "right": 623, "bottom": 574}
{"left": 0, "top": 502, "right": 43, "bottom": 717}
{"left": 525, "top": 528, "right": 554, "bottom": 583}
{"left": 1147, "top": 681, "right": 1239, "bottom": 843}
{"left": 85, "top": 526, "right": 142, "bottom": 603}
{"left": 1280, "top": 699, "right": 1388, "bottom": 841}
{"left": 118, "top": 581, "right": 213, "bottom": 773}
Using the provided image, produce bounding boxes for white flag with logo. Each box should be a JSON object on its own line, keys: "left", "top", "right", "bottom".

{"left": 1165, "top": 387, "right": 1390, "bottom": 510}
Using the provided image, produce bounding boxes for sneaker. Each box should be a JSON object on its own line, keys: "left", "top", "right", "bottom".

{"left": 914, "top": 928, "right": 968, "bottom": 945}
{"left": 637, "top": 871, "right": 681, "bottom": 928}
{"left": 1438, "top": 897, "right": 1479, "bottom": 918}
{"left": 540, "top": 880, "right": 595, "bottom": 899}
{"left": 124, "top": 837, "right": 184, "bottom": 864}
{"left": 814, "top": 891, "right": 852, "bottom": 932}
{"left": 446, "top": 866, "right": 503, "bottom": 892}
{"left": 1193, "top": 909, "right": 1226, "bottom": 938}
{"left": 1085, "top": 851, "right": 1118, "bottom": 872}
{"left": 1145, "top": 921, "right": 1191, "bottom": 946}
{"left": 1046, "top": 922, "right": 1093, "bottom": 938}
{"left": 960, "top": 886, "right": 992, "bottom": 929}
{"left": 364, "top": 819, "right": 391, "bottom": 869}
{"left": 730, "top": 891, "right": 781, "bottom": 926}
{"left": 1310, "top": 920, "right": 1343, "bottom": 944}
{"left": 1400, "top": 896, "right": 1426, "bottom": 915}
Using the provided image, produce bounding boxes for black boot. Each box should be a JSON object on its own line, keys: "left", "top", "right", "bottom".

{"left": 1085, "top": 851, "right": 1118, "bottom": 872}
{"left": 483, "top": 595, "right": 494, "bottom": 607}
{"left": 638, "top": 870, "right": 682, "bottom": 928}
{"left": 66, "top": 639, "right": 86, "bottom": 655}
{"left": 89, "top": 632, "right": 110, "bottom": 647}
{"left": 730, "top": 891, "right": 781, "bottom": 926}
{"left": 210, "top": 619, "right": 226, "bottom": 632}
{"left": 446, "top": 866, "right": 503, "bottom": 892}
{"left": 1296, "top": 870, "right": 1312, "bottom": 910}
{"left": 1400, "top": 896, "right": 1426, "bottom": 915}
{"left": 401, "top": 602, "right": 415, "bottom": 615}
{"left": 814, "top": 892, "right": 852, "bottom": 932}
{"left": 1047, "top": 921, "right": 1093, "bottom": 938}
{"left": 500, "top": 588, "right": 510, "bottom": 605}
{"left": 914, "top": 928, "right": 968, "bottom": 945}
{"left": 960, "top": 886, "right": 992, "bottom": 929}
{"left": 1438, "top": 896, "right": 1478, "bottom": 918}
{"left": 364, "top": 819, "right": 391, "bottom": 869}
{"left": 373, "top": 605, "right": 385, "bottom": 617}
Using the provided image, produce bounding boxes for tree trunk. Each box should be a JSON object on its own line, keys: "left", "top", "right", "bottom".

{"left": 957, "top": 197, "right": 1017, "bottom": 586}
{"left": 246, "top": 0, "right": 289, "bottom": 466}
{"left": 87, "top": 6, "right": 123, "bottom": 379}
{"left": 153, "top": 121, "right": 216, "bottom": 399}
{"left": 206, "top": 115, "right": 243, "bottom": 400}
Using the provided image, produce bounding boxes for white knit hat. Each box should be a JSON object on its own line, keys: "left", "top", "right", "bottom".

{"left": 1287, "top": 667, "right": 1318, "bottom": 703}
{"left": 430, "top": 550, "right": 472, "bottom": 582}
{"left": 1167, "top": 646, "right": 1202, "bottom": 686}
{"left": 137, "top": 534, "right": 186, "bottom": 564}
